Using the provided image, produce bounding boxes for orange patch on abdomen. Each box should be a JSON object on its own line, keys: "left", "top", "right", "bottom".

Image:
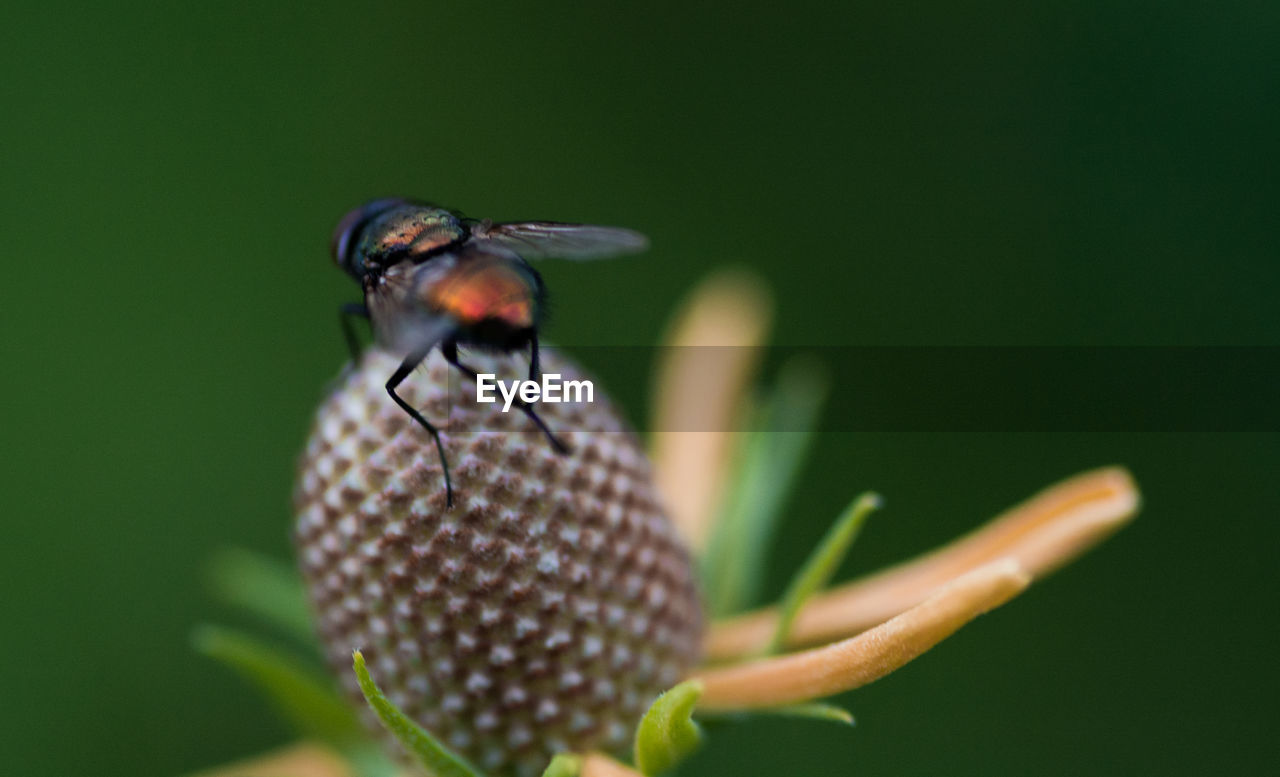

{"left": 426, "top": 260, "right": 535, "bottom": 329}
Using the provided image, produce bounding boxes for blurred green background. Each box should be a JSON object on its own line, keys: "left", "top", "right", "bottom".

{"left": 2, "top": 2, "right": 1276, "bottom": 775}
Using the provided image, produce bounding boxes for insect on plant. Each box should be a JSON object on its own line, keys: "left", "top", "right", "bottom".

{"left": 331, "top": 198, "right": 649, "bottom": 507}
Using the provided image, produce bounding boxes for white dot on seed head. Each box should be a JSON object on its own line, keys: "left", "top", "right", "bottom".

{"left": 377, "top": 656, "right": 398, "bottom": 677}
{"left": 624, "top": 574, "right": 644, "bottom": 596}
{"left": 490, "top": 644, "right": 514, "bottom": 665}
{"left": 537, "top": 550, "right": 560, "bottom": 574}
{"left": 647, "top": 585, "right": 666, "bottom": 607}
{"left": 503, "top": 685, "right": 527, "bottom": 705}
{"left": 546, "top": 738, "right": 571, "bottom": 760}
{"left": 570, "top": 711, "right": 594, "bottom": 732}
{"left": 535, "top": 698, "right": 559, "bottom": 722}
{"left": 605, "top": 604, "right": 625, "bottom": 625}
{"left": 515, "top": 617, "right": 540, "bottom": 638}
{"left": 611, "top": 644, "right": 632, "bottom": 667}
{"left": 474, "top": 710, "right": 499, "bottom": 731}
{"left": 480, "top": 606, "right": 501, "bottom": 625}
{"left": 593, "top": 678, "right": 615, "bottom": 700}
{"left": 559, "top": 670, "right": 584, "bottom": 690}
{"left": 448, "top": 730, "right": 471, "bottom": 750}
{"left": 582, "top": 635, "right": 603, "bottom": 658}
{"left": 544, "top": 630, "right": 571, "bottom": 649}
{"left": 440, "top": 692, "right": 463, "bottom": 713}
{"left": 508, "top": 724, "right": 532, "bottom": 748}
{"left": 465, "top": 671, "right": 491, "bottom": 693}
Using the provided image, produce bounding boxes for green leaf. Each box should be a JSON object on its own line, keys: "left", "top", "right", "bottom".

{"left": 352, "top": 650, "right": 485, "bottom": 777}
{"left": 698, "top": 702, "right": 855, "bottom": 727}
{"left": 541, "top": 753, "right": 582, "bottom": 777}
{"left": 634, "top": 680, "right": 704, "bottom": 776}
{"left": 344, "top": 744, "right": 406, "bottom": 777}
{"left": 701, "top": 359, "right": 828, "bottom": 617}
{"left": 767, "top": 491, "right": 882, "bottom": 654}
{"left": 207, "top": 547, "right": 316, "bottom": 645}
{"left": 762, "top": 702, "right": 855, "bottom": 726}
{"left": 192, "top": 624, "right": 360, "bottom": 745}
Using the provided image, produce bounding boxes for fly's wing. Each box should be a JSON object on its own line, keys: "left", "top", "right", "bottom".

{"left": 469, "top": 220, "right": 649, "bottom": 260}
{"left": 366, "top": 264, "right": 459, "bottom": 355}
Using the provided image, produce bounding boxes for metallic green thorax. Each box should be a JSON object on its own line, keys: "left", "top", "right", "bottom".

{"left": 355, "top": 205, "right": 466, "bottom": 267}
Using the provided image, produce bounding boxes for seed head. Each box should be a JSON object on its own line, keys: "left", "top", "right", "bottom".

{"left": 293, "top": 349, "right": 704, "bottom": 777}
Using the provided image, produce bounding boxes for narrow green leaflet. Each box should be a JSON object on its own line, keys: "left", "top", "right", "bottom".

{"left": 767, "top": 491, "right": 882, "bottom": 654}
{"left": 702, "top": 359, "right": 828, "bottom": 617}
{"left": 541, "top": 753, "right": 582, "bottom": 777}
{"left": 634, "top": 680, "right": 704, "bottom": 776}
{"left": 207, "top": 547, "right": 316, "bottom": 645}
{"left": 352, "top": 650, "right": 485, "bottom": 777}
{"left": 698, "top": 702, "right": 855, "bottom": 726}
{"left": 192, "top": 624, "right": 359, "bottom": 745}
{"left": 762, "top": 702, "right": 855, "bottom": 726}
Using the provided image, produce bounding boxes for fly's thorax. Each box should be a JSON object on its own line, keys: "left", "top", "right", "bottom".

{"left": 357, "top": 204, "right": 466, "bottom": 266}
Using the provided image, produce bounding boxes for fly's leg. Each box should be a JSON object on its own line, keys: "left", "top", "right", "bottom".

{"left": 339, "top": 302, "right": 369, "bottom": 362}
{"left": 441, "top": 340, "right": 570, "bottom": 455}
{"left": 386, "top": 348, "right": 455, "bottom": 508}
{"left": 529, "top": 335, "right": 542, "bottom": 383}
{"left": 525, "top": 335, "right": 570, "bottom": 453}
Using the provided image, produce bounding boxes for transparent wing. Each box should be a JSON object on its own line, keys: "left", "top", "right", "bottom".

{"left": 469, "top": 220, "right": 649, "bottom": 260}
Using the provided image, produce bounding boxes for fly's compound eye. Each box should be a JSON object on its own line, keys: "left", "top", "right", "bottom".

{"left": 331, "top": 198, "right": 411, "bottom": 274}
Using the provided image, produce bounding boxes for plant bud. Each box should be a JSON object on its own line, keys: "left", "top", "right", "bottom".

{"left": 294, "top": 349, "right": 704, "bottom": 776}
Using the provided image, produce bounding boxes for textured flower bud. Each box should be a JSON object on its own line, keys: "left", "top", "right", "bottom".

{"left": 293, "top": 349, "right": 704, "bottom": 777}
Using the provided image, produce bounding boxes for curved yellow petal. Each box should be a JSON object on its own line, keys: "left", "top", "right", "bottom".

{"left": 694, "top": 559, "right": 1031, "bottom": 710}
{"left": 649, "top": 270, "right": 773, "bottom": 552}
{"left": 705, "top": 467, "right": 1138, "bottom": 659}
{"left": 186, "top": 742, "right": 352, "bottom": 777}
{"left": 581, "top": 752, "right": 647, "bottom": 777}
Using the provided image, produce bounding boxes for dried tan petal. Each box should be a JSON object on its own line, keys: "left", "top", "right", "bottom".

{"left": 187, "top": 742, "right": 351, "bottom": 777}
{"left": 693, "top": 559, "right": 1031, "bottom": 710}
{"left": 649, "top": 271, "right": 772, "bottom": 552}
{"left": 705, "top": 467, "right": 1138, "bottom": 659}
{"left": 580, "top": 752, "right": 647, "bottom": 777}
